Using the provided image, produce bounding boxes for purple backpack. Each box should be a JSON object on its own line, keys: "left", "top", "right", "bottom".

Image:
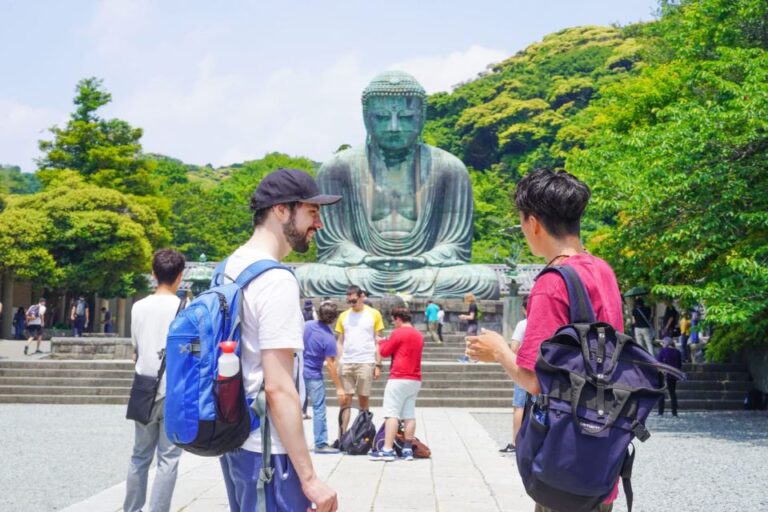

{"left": 516, "top": 266, "right": 685, "bottom": 512}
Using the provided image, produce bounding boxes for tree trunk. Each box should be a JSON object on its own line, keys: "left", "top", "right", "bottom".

{"left": 117, "top": 297, "right": 127, "bottom": 337}
{"left": 1, "top": 273, "right": 14, "bottom": 339}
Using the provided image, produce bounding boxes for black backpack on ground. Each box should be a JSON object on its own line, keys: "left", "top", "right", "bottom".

{"left": 337, "top": 407, "right": 376, "bottom": 455}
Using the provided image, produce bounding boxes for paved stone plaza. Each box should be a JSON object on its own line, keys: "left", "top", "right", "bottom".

{"left": 1, "top": 400, "right": 766, "bottom": 511}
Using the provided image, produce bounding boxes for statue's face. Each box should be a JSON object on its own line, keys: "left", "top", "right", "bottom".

{"left": 364, "top": 95, "right": 424, "bottom": 151}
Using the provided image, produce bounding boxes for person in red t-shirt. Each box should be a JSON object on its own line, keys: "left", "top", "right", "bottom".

{"left": 467, "top": 168, "right": 623, "bottom": 512}
{"left": 369, "top": 306, "right": 424, "bottom": 462}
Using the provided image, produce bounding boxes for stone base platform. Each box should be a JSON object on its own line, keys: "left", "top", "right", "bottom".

{"left": 51, "top": 337, "right": 133, "bottom": 360}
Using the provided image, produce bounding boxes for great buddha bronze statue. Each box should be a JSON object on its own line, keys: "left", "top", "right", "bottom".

{"left": 296, "top": 71, "right": 500, "bottom": 299}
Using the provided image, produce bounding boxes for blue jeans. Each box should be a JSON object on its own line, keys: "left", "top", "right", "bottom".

{"left": 220, "top": 449, "right": 310, "bottom": 512}
{"left": 305, "top": 377, "right": 328, "bottom": 448}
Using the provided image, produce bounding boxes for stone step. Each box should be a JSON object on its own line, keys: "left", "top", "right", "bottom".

{"left": 0, "top": 385, "right": 131, "bottom": 396}
{"left": 681, "top": 363, "right": 747, "bottom": 373}
{"left": 324, "top": 397, "right": 514, "bottom": 408}
{"left": 665, "top": 390, "right": 746, "bottom": 400}
{"left": 0, "top": 368, "right": 134, "bottom": 379}
{"left": 655, "top": 399, "right": 744, "bottom": 410}
{"left": 0, "top": 394, "right": 129, "bottom": 404}
{"left": 0, "top": 360, "right": 133, "bottom": 370}
{"left": 682, "top": 371, "right": 750, "bottom": 381}
{"left": 322, "top": 379, "right": 516, "bottom": 389}
{"left": 0, "top": 376, "right": 133, "bottom": 387}
{"left": 675, "top": 380, "right": 750, "bottom": 391}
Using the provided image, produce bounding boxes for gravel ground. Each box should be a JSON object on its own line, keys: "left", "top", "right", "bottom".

{"left": 472, "top": 410, "right": 768, "bottom": 512}
{"left": 2, "top": 404, "right": 765, "bottom": 511}
{"left": 0, "top": 404, "right": 134, "bottom": 512}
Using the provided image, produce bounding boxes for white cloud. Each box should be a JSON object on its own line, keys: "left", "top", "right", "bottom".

{"left": 0, "top": 44, "right": 506, "bottom": 170}
{"left": 392, "top": 45, "right": 508, "bottom": 93}
{"left": 85, "top": 0, "right": 151, "bottom": 58}
{"left": 117, "top": 45, "right": 505, "bottom": 166}
{"left": 0, "top": 99, "right": 64, "bottom": 170}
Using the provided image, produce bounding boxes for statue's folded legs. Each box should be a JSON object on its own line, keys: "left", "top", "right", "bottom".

{"left": 295, "top": 264, "right": 499, "bottom": 299}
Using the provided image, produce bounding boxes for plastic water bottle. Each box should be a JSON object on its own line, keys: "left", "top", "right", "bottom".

{"left": 217, "top": 341, "right": 239, "bottom": 378}
{"left": 216, "top": 341, "right": 241, "bottom": 422}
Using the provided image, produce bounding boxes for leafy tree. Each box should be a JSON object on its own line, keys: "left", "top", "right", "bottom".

{"left": 0, "top": 203, "right": 57, "bottom": 284}
{"left": 9, "top": 171, "right": 167, "bottom": 296}
{"left": 566, "top": 0, "right": 768, "bottom": 360}
{"left": 37, "top": 77, "right": 160, "bottom": 197}
{"left": 0, "top": 165, "right": 41, "bottom": 194}
{"left": 165, "top": 153, "right": 319, "bottom": 262}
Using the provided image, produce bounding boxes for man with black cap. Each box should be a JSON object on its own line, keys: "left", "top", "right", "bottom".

{"left": 218, "top": 168, "right": 340, "bottom": 512}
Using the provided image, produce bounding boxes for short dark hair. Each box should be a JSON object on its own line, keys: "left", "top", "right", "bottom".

{"left": 318, "top": 301, "right": 339, "bottom": 324}
{"left": 514, "top": 168, "right": 591, "bottom": 238}
{"left": 522, "top": 295, "right": 529, "bottom": 309}
{"left": 250, "top": 198, "right": 299, "bottom": 228}
{"left": 390, "top": 306, "right": 412, "bottom": 322}
{"left": 153, "top": 249, "right": 186, "bottom": 285}
{"left": 346, "top": 285, "right": 363, "bottom": 297}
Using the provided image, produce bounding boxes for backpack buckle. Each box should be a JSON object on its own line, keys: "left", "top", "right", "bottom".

{"left": 630, "top": 420, "right": 650, "bottom": 442}
{"left": 259, "top": 466, "right": 275, "bottom": 484}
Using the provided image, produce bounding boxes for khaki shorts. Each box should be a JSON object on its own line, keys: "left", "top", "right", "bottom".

{"left": 340, "top": 362, "right": 375, "bottom": 397}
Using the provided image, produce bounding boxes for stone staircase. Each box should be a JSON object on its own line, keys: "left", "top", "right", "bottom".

{"left": 0, "top": 360, "right": 132, "bottom": 404}
{"left": 0, "top": 341, "right": 753, "bottom": 410}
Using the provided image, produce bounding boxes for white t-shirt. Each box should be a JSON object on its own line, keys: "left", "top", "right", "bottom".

{"left": 512, "top": 318, "right": 527, "bottom": 346}
{"left": 335, "top": 306, "right": 384, "bottom": 364}
{"left": 224, "top": 245, "right": 305, "bottom": 455}
{"left": 131, "top": 294, "right": 181, "bottom": 398}
{"left": 27, "top": 304, "right": 46, "bottom": 326}
{"left": 437, "top": 309, "right": 445, "bottom": 324}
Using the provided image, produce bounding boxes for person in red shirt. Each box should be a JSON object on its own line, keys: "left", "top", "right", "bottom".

{"left": 368, "top": 306, "right": 424, "bottom": 462}
{"left": 467, "top": 168, "right": 623, "bottom": 512}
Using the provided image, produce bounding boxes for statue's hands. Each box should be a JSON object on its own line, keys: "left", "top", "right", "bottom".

{"left": 363, "top": 255, "right": 427, "bottom": 271}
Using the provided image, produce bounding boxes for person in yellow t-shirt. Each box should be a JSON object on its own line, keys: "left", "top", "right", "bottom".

{"left": 679, "top": 313, "right": 692, "bottom": 362}
{"left": 335, "top": 285, "right": 384, "bottom": 436}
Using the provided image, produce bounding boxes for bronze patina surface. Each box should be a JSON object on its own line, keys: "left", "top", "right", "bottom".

{"left": 297, "top": 71, "right": 499, "bottom": 298}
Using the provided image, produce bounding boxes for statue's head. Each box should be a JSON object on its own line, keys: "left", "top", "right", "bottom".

{"left": 362, "top": 70, "right": 426, "bottom": 151}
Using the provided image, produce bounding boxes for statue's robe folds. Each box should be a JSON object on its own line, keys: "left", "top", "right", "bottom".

{"left": 295, "top": 144, "right": 500, "bottom": 299}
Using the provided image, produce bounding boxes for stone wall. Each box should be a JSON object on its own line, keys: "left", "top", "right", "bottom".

{"left": 744, "top": 346, "right": 768, "bottom": 393}
{"left": 51, "top": 337, "right": 133, "bottom": 360}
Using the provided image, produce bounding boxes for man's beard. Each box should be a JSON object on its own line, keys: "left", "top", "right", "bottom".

{"left": 282, "top": 211, "right": 312, "bottom": 253}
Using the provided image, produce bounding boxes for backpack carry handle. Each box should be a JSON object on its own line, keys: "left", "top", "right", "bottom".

{"left": 569, "top": 373, "right": 633, "bottom": 437}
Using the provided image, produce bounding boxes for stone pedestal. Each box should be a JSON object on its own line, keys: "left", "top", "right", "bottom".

{"left": 51, "top": 336, "right": 133, "bottom": 360}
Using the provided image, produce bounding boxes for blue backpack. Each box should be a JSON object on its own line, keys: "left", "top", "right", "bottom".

{"left": 516, "top": 266, "right": 685, "bottom": 512}
{"left": 164, "top": 259, "right": 289, "bottom": 456}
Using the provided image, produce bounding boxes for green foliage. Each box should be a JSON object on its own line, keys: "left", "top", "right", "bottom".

{"left": 0, "top": 165, "right": 41, "bottom": 194}
{"left": 37, "top": 77, "right": 160, "bottom": 197}
{"left": 566, "top": 0, "right": 768, "bottom": 360}
{"left": 165, "top": 153, "right": 319, "bottom": 262}
{"left": 425, "top": 25, "right": 642, "bottom": 173}
{"left": 7, "top": 179, "right": 167, "bottom": 296}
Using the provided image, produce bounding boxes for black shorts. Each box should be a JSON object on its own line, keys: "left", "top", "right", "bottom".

{"left": 27, "top": 325, "right": 42, "bottom": 336}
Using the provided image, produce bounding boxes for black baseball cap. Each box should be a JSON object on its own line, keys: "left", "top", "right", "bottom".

{"left": 251, "top": 168, "right": 341, "bottom": 210}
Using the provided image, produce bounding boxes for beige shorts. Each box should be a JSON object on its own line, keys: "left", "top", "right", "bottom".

{"left": 340, "top": 362, "right": 375, "bottom": 397}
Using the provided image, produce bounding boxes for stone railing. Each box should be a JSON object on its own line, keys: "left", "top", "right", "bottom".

{"left": 51, "top": 336, "right": 133, "bottom": 360}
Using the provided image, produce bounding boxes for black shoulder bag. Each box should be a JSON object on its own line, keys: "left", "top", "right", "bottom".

{"left": 126, "top": 298, "right": 186, "bottom": 425}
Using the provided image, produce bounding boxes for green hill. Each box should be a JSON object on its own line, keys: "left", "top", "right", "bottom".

{"left": 425, "top": 25, "right": 644, "bottom": 177}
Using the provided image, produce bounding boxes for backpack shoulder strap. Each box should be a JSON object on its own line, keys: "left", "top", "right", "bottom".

{"left": 537, "top": 265, "right": 596, "bottom": 323}
{"left": 234, "top": 260, "right": 292, "bottom": 289}
{"left": 210, "top": 258, "right": 229, "bottom": 288}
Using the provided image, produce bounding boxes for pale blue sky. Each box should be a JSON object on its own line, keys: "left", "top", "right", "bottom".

{"left": 0, "top": 0, "right": 659, "bottom": 171}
